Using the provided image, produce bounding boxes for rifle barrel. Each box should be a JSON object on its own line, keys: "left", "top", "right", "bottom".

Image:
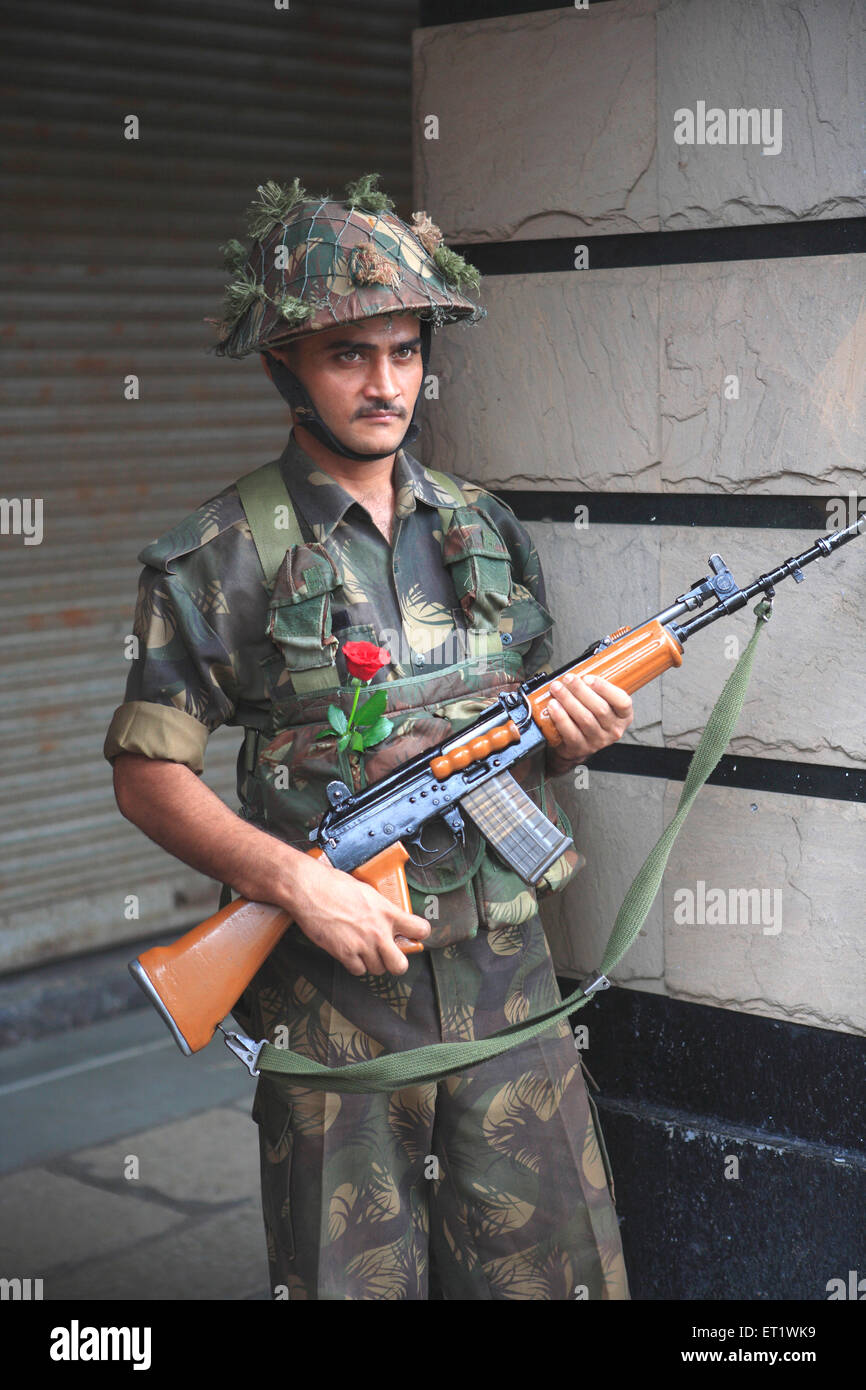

{"left": 672, "top": 514, "right": 865, "bottom": 643}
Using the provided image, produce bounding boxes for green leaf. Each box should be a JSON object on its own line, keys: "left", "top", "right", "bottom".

{"left": 361, "top": 716, "right": 392, "bottom": 748}
{"left": 327, "top": 705, "right": 348, "bottom": 735}
{"left": 354, "top": 689, "right": 387, "bottom": 726}
{"left": 337, "top": 732, "right": 351, "bottom": 752}
{"left": 350, "top": 731, "right": 365, "bottom": 752}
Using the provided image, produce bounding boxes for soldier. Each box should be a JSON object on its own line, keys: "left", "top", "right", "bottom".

{"left": 105, "top": 174, "right": 634, "bottom": 1300}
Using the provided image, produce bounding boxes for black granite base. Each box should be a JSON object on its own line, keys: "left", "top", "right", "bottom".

{"left": 559, "top": 983, "right": 866, "bottom": 1302}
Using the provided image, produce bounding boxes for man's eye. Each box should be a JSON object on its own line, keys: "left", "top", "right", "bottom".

{"left": 337, "top": 345, "right": 418, "bottom": 362}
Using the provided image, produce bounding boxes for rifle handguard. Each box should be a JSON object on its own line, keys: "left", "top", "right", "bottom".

{"left": 528, "top": 619, "right": 683, "bottom": 744}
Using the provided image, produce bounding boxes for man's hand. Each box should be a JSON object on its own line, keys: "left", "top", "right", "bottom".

{"left": 289, "top": 852, "right": 431, "bottom": 978}
{"left": 545, "top": 673, "right": 634, "bottom": 769}
{"left": 112, "top": 752, "right": 430, "bottom": 980}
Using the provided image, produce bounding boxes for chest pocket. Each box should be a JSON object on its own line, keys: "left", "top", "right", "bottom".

{"left": 441, "top": 505, "right": 512, "bottom": 660}
{"left": 267, "top": 542, "right": 342, "bottom": 696}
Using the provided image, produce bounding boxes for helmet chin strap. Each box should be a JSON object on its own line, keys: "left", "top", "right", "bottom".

{"left": 262, "top": 320, "right": 432, "bottom": 463}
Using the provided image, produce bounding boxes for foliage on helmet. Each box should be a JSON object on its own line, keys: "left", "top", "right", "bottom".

{"left": 245, "top": 178, "right": 308, "bottom": 240}
{"left": 344, "top": 172, "right": 395, "bottom": 215}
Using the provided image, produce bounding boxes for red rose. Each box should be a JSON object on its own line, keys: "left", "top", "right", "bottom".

{"left": 342, "top": 640, "right": 390, "bottom": 681}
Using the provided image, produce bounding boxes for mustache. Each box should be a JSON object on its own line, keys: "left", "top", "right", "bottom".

{"left": 355, "top": 405, "right": 405, "bottom": 418}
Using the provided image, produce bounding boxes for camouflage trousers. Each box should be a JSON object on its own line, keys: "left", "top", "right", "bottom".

{"left": 242, "top": 914, "right": 629, "bottom": 1301}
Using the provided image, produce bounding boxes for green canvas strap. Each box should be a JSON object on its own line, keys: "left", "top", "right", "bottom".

{"left": 236, "top": 458, "right": 304, "bottom": 583}
{"left": 236, "top": 457, "right": 340, "bottom": 695}
{"left": 424, "top": 466, "right": 464, "bottom": 519}
{"left": 250, "top": 598, "right": 774, "bottom": 1092}
{"left": 238, "top": 460, "right": 464, "bottom": 583}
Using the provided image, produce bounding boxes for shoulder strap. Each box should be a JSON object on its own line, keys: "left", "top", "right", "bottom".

{"left": 236, "top": 457, "right": 303, "bottom": 586}
{"left": 423, "top": 466, "right": 465, "bottom": 534}
{"left": 240, "top": 460, "right": 469, "bottom": 579}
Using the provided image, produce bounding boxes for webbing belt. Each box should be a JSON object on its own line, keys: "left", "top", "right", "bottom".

{"left": 222, "top": 599, "right": 775, "bottom": 1091}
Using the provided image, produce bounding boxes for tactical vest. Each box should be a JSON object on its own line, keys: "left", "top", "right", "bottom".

{"left": 232, "top": 457, "right": 581, "bottom": 949}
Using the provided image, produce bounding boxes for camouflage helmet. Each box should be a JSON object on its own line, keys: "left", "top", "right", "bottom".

{"left": 209, "top": 173, "right": 486, "bottom": 359}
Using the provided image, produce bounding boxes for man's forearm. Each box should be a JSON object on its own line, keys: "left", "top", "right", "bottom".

{"left": 112, "top": 753, "right": 311, "bottom": 910}
{"left": 113, "top": 748, "right": 581, "bottom": 911}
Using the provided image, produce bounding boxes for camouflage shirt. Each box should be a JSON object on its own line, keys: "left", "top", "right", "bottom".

{"left": 103, "top": 430, "right": 555, "bottom": 780}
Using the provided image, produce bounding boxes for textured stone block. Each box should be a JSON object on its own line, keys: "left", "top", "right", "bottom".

{"left": 530, "top": 521, "right": 666, "bottom": 744}
{"left": 420, "top": 268, "right": 660, "bottom": 488}
{"left": 541, "top": 771, "right": 667, "bottom": 986}
{"left": 658, "top": 0, "right": 866, "bottom": 228}
{"left": 413, "top": 0, "right": 658, "bottom": 241}
{"left": 660, "top": 256, "right": 866, "bottom": 493}
{"left": 662, "top": 783, "right": 866, "bottom": 1033}
{"left": 659, "top": 527, "right": 866, "bottom": 767}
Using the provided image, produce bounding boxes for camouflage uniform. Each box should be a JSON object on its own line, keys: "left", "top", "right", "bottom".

{"left": 104, "top": 176, "right": 628, "bottom": 1300}
{"left": 104, "top": 431, "right": 627, "bottom": 1300}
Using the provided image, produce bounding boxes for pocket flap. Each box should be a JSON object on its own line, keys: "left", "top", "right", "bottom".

{"left": 441, "top": 506, "right": 512, "bottom": 567}
{"left": 267, "top": 545, "right": 340, "bottom": 673}
{"left": 269, "top": 543, "right": 340, "bottom": 606}
{"left": 499, "top": 591, "right": 555, "bottom": 650}
{"left": 441, "top": 507, "right": 512, "bottom": 627}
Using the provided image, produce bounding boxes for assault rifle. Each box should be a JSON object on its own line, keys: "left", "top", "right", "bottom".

{"left": 130, "top": 516, "right": 865, "bottom": 1058}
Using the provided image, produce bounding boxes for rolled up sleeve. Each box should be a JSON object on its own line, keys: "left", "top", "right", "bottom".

{"left": 103, "top": 701, "right": 210, "bottom": 774}
{"left": 103, "top": 564, "right": 238, "bottom": 774}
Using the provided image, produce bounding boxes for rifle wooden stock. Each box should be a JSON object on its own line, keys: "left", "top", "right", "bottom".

{"left": 129, "top": 841, "right": 416, "bottom": 1055}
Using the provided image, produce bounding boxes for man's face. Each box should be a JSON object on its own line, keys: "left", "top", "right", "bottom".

{"left": 264, "top": 312, "right": 424, "bottom": 458}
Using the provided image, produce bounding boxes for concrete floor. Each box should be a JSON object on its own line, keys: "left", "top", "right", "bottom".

{"left": 0, "top": 1008, "right": 269, "bottom": 1301}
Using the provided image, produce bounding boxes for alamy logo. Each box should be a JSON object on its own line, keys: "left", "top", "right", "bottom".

{"left": 0, "top": 497, "right": 43, "bottom": 545}
{"left": 49, "top": 1321, "right": 152, "bottom": 1371}
{"left": 674, "top": 101, "right": 783, "bottom": 156}
{"left": 0, "top": 1276, "right": 43, "bottom": 1299}
{"left": 826, "top": 1270, "right": 866, "bottom": 1300}
{"left": 673, "top": 880, "right": 782, "bottom": 935}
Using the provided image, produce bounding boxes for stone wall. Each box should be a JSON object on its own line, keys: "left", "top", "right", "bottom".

{"left": 413, "top": 0, "right": 866, "bottom": 1035}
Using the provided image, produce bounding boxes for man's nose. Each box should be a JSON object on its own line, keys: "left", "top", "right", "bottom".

{"left": 364, "top": 352, "right": 400, "bottom": 401}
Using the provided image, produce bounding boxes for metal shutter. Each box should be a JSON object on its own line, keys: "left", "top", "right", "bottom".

{"left": 0, "top": 0, "right": 418, "bottom": 970}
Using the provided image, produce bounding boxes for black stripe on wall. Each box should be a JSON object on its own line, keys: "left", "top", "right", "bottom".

{"left": 454, "top": 217, "right": 866, "bottom": 275}
{"left": 420, "top": 0, "right": 614, "bottom": 24}
{"left": 490, "top": 491, "right": 863, "bottom": 529}
{"left": 587, "top": 745, "right": 866, "bottom": 805}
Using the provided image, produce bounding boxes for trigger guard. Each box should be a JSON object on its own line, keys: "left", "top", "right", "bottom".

{"left": 405, "top": 825, "right": 457, "bottom": 870}
{"left": 405, "top": 806, "right": 467, "bottom": 869}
